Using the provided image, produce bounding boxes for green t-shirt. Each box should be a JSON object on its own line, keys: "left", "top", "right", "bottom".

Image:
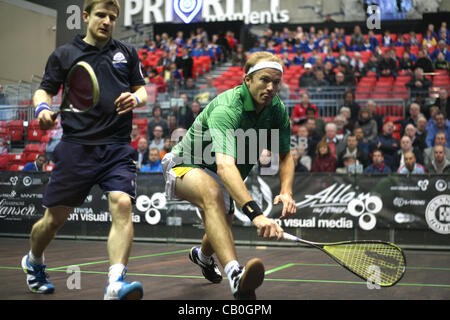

{"left": 171, "top": 83, "right": 291, "bottom": 179}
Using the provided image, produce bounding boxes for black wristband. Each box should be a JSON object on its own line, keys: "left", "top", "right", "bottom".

{"left": 242, "top": 201, "right": 263, "bottom": 221}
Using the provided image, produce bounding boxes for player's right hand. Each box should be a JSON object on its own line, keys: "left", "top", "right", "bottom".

{"left": 38, "top": 109, "right": 58, "bottom": 130}
{"left": 253, "top": 215, "right": 284, "bottom": 241}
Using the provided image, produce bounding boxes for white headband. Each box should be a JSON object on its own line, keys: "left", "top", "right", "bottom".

{"left": 247, "top": 61, "right": 283, "bottom": 75}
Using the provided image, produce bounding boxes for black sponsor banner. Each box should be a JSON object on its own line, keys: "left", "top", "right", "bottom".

{"left": 0, "top": 172, "right": 449, "bottom": 237}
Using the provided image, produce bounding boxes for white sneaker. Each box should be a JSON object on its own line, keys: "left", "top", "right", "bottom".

{"left": 104, "top": 276, "right": 143, "bottom": 300}
{"left": 230, "top": 258, "right": 264, "bottom": 300}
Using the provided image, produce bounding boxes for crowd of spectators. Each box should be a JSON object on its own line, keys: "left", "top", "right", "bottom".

{"left": 2, "top": 21, "right": 450, "bottom": 175}
{"left": 128, "top": 21, "right": 450, "bottom": 175}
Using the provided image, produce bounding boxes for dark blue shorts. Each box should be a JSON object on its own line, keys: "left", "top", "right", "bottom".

{"left": 43, "top": 141, "right": 137, "bottom": 208}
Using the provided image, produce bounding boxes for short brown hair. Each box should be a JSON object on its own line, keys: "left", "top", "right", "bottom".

{"left": 84, "top": 0, "right": 120, "bottom": 16}
{"left": 244, "top": 51, "right": 284, "bottom": 74}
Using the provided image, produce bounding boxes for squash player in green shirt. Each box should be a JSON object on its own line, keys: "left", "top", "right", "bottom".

{"left": 162, "top": 52, "right": 297, "bottom": 299}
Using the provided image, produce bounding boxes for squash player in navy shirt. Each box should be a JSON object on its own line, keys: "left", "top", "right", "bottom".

{"left": 21, "top": 0, "right": 148, "bottom": 300}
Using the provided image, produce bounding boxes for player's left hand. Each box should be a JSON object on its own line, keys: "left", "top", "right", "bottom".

{"left": 114, "top": 92, "right": 139, "bottom": 115}
{"left": 273, "top": 193, "right": 296, "bottom": 220}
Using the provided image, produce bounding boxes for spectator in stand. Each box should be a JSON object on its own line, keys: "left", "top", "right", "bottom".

{"left": 148, "top": 67, "right": 166, "bottom": 93}
{"left": 197, "top": 75, "right": 218, "bottom": 103}
{"left": 393, "top": 135, "right": 424, "bottom": 171}
{"left": 433, "top": 52, "right": 450, "bottom": 72}
{"left": 323, "top": 61, "right": 336, "bottom": 85}
{"left": 335, "top": 153, "right": 358, "bottom": 174}
{"left": 166, "top": 114, "right": 177, "bottom": 135}
{"left": 158, "top": 138, "right": 173, "bottom": 161}
{"left": 377, "top": 49, "right": 397, "bottom": 80}
{"left": 291, "top": 125, "right": 315, "bottom": 162}
{"left": 362, "top": 53, "right": 379, "bottom": 77}
{"left": 434, "top": 88, "right": 450, "bottom": 119}
{"left": 382, "top": 30, "right": 393, "bottom": 47}
{"left": 306, "top": 106, "right": 325, "bottom": 136}
{"left": 431, "top": 40, "right": 450, "bottom": 62}
{"left": 351, "top": 25, "right": 364, "bottom": 47}
{"left": 299, "top": 63, "right": 316, "bottom": 88}
{"left": 333, "top": 71, "right": 348, "bottom": 88}
{"left": 416, "top": 115, "right": 428, "bottom": 146}
{"left": 134, "top": 137, "right": 149, "bottom": 169}
{"left": 305, "top": 118, "right": 323, "bottom": 153}
{"left": 23, "top": 154, "right": 47, "bottom": 172}
{"left": 291, "top": 147, "right": 310, "bottom": 172}
{"left": 140, "top": 147, "right": 162, "bottom": 173}
{"left": 342, "top": 91, "right": 361, "bottom": 125}
{"left": 164, "top": 61, "right": 182, "bottom": 92}
{"left": 281, "top": 51, "right": 292, "bottom": 69}
{"left": 149, "top": 125, "right": 165, "bottom": 152}
{"left": 399, "top": 102, "right": 422, "bottom": 135}
{"left": 425, "top": 144, "right": 450, "bottom": 173}
{"left": 399, "top": 51, "right": 415, "bottom": 74}
{"left": 406, "top": 67, "right": 432, "bottom": 100}
{"left": 361, "top": 36, "right": 375, "bottom": 52}
{"left": 311, "top": 139, "right": 336, "bottom": 173}
{"left": 336, "top": 134, "right": 369, "bottom": 168}
{"left": 366, "top": 100, "right": 383, "bottom": 133}
{"left": 404, "top": 123, "right": 427, "bottom": 151}
{"left": 395, "top": 34, "right": 407, "bottom": 47}
{"left": 364, "top": 149, "right": 392, "bottom": 174}
{"left": 311, "top": 69, "right": 329, "bottom": 90}
{"left": 337, "top": 47, "right": 351, "bottom": 66}
{"left": 408, "top": 31, "right": 420, "bottom": 46}
{"left": 370, "top": 121, "right": 400, "bottom": 169}
{"left": 350, "top": 52, "right": 365, "bottom": 80}
{"left": 323, "top": 122, "right": 346, "bottom": 158}
{"left": 423, "top": 132, "right": 450, "bottom": 168}
{"left": 176, "top": 47, "right": 194, "bottom": 80}
{"left": 334, "top": 114, "right": 351, "bottom": 142}
{"left": 353, "top": 127, "right": 370, "bottom": 155}
{"left": 292, "top": 49, "right": 305, "bottom": 66}
{"left": 368, "top": 30, "right": 379, "bottom": 48}
{"left": 426, "top": 111, "right": 450, "bottom": 147}
{"left": 130, "top": 123, "right": 144, "bottom": 149}
{"left": 147, "top": 105, "right": 169, "bottom": 141}
{"left": 397, "top": 151, "right": 425, "bottom": 174}
{"left": 338, "top": 106, "right": 354, "bottom": 133}
{"left": 183, "top": 100, "right": 202, "bottom": 129}
{"left": 422, "top": 29, "right": 438, "bottom": 50}
{"left": 181, "top": 77, "right": 198, "bottom": 102}
{"left": 414, "top": 49, "right": 434, "bottom": 73}
{"left": 290, "top": 93, "right": 318, "bottom": 130}
{"left": 231, "top": 44, "right": 246, "bottom": 67}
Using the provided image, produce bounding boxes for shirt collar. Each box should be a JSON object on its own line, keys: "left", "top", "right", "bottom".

{"left": 73, "top": 34, "right": 116, "bottom": 51}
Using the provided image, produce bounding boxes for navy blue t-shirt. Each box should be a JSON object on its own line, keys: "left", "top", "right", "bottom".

{"left": 39, "top": 35, "right": 145, "bottom": 145}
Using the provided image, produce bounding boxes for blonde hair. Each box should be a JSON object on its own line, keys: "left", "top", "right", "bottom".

{"left": 84, "top": 0, "right": 120, "bottom": 16}
{"left": 244, "top": 52, "right": 284, "bottom": 74}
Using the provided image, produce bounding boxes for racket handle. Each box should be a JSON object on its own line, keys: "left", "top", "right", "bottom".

{"left": 51, "top": 111, "right": 60, "bottom": 121}
{"left": 282, "top": 232, "right": 300, "bottom": 242}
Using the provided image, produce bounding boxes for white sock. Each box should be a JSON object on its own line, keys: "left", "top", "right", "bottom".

{"left": 224, "top": 260, "right": 240, "bottom": 281}
{"left": 29, "top": 250, "right": 44, "bottom": 265}
{"left": 197, "top": 248, "right": 212, "bottom": 264}
{"left": 108, "top": 264, "right": 126, "bottom": 283}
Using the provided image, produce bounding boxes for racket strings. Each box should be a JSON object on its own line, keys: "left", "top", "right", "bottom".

{"left": 324, "top": 243, "right": 405, "bottom": 286}
{"left": 67, "top": 66, "right": 96, "bottom": 111}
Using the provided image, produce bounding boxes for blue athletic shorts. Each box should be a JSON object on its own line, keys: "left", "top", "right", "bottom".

{"left": 43, "top": 141, "right": 137, "bottom": 208}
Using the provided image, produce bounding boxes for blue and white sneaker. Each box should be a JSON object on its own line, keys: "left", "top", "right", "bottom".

{"left": 104, "top": 276, "right": 143, "bottom": 300}
{"left": 21, "top": 254, "right": 55, "bottom": 294}
{"left": 189, "top": 247, "right": 222, "bottom": 283}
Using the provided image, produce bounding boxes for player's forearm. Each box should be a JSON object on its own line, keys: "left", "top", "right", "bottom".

{"left": 132, "top": 86, "right": 147, "bottom": 107}
{"left": 33, "top": 89, "right": 53, "bottom": 108}
{"left": 278, "top": 152, "right": 295, "bottom": 196}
